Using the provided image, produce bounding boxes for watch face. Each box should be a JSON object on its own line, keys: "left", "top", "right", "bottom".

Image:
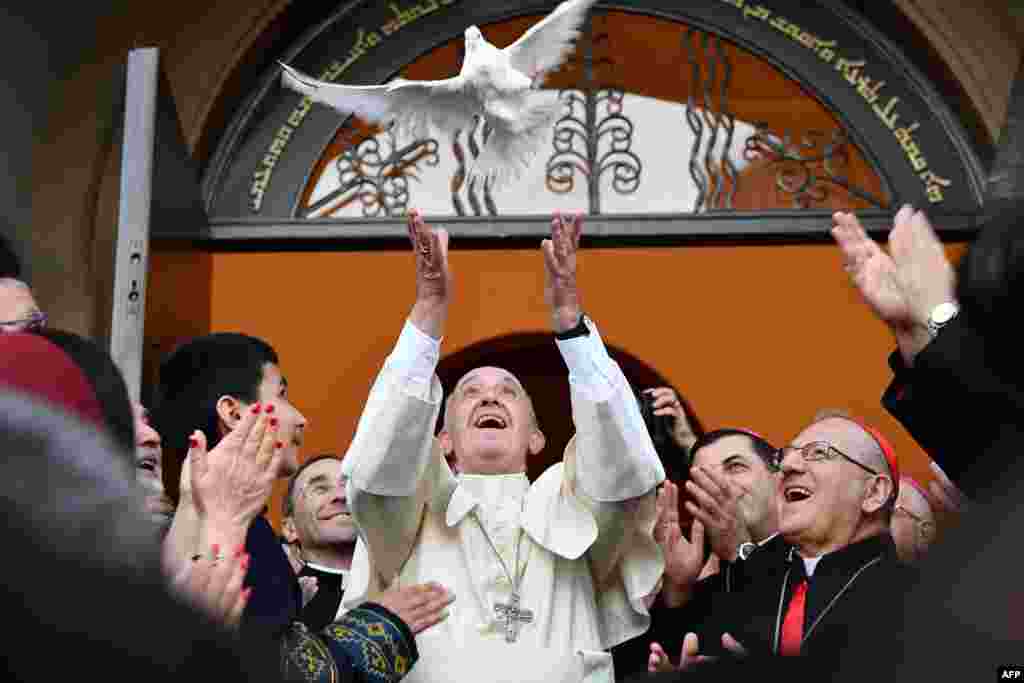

{"left": 931, "top": 302, "right": 959, "bottom": 324}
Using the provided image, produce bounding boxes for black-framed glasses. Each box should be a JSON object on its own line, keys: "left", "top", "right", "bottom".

{"left": 0, "top": 311, "right": 47, "bottom": 333}
{"left": 774, "top": 441, "right": 879, "bottom": 476}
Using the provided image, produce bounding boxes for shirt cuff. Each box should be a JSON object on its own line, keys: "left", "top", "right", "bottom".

{"left": 384, "top": 318, "right": 442, "bottom": 387}
{"left": 555, "top": 317, "right": 619, "bottom": 403}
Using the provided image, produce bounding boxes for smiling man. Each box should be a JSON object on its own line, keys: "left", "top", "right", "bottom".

{"left": 282, "top": 454, "right": 356, "bottom": 631}
{"left": 341, "top": 211, "right": 664, "bottom": 683}
{"left": 648, "top": 416, "right": 916, "bottom": 675}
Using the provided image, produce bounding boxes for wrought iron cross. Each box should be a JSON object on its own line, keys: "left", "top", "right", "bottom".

{"left": 493, "top": 593, "right": 533, "bottom": 643}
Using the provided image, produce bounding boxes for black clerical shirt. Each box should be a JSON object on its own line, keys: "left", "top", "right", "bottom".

{"left": 297, "top": 562, "right": 348, "bottom": 632}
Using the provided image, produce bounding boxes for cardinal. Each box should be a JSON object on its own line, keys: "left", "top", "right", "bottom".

{"left": 280, "top": 0, "right": 597, "bottom": 189}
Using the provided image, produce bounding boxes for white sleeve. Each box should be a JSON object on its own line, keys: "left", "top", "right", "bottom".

{"left": 555, "top": 316, "right": 664, "bottom": 502}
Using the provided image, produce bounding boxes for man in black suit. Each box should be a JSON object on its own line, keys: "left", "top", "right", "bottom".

{"left": 645, "top": 416, "right": 912, "bottom": 674}
{"left": 616, "top": 429, "right": 786, "bottom": 679}
{"left": 830, "top": 202, "right": 1024, "bottom": 677}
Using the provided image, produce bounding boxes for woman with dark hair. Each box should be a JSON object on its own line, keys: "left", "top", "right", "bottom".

{"left": 0, "top": 388, "right": 446, "bottom": 682}
{"left": 34, "top": 328, "right": 136, "bottom": 458}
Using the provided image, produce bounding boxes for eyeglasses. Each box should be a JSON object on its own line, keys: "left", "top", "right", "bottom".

{"left": 774, "top": 441, "right": 879, "bottom": 476}
{"left": 0, "top": 311, "right": 47, "bottom": 333}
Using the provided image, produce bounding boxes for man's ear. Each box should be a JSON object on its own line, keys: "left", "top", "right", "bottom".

{"left": 529, "top": 428, "right": 546, "bottom": 456}
{"left": 862, "top": 475, "right": 894, "bottom": 515}
{"left": 215, "top": 395, "right": 243, "bottom": 436}
{"left": 281, "top": 516, "right": 299, "bottom": 544}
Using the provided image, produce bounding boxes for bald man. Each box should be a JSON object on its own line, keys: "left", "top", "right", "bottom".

{"left": 341, "top": 212, "right": 664, "bottom": 683}
{"left": 891, "top": 477, "right": 936, "bottom": 564}
{"left": 649, "top": 417, "right": 916, "bottom": 674}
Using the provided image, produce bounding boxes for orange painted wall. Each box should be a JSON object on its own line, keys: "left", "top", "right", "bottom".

{"left": 150, "top": 241, "right": 965, "bottom": 528}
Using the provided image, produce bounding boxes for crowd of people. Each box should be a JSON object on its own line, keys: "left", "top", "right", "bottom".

{"left": 0, "top": 201, "right": 1019, "bottom": 682}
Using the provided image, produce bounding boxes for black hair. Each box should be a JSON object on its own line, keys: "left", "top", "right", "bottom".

{"left": 0, "top": 390, "right": 280, "bottom": 683}
{"left": 689, "top": 428, "right": 778, "bottom": 475}
{"left": 282, "top": 453, "right": 343, "bottom": 520}
{"left": 0, "top": 232, "right": 21, "bottom": 278}
{"left": 153, "top": 333, "right": 279, "bottom": 502}
{"left": 35, "top": 329, "right": 135, "bottom": 463}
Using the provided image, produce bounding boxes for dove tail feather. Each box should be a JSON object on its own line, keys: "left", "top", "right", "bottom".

{"left": 468, "top": 98, "right": 560, "bottom": 190}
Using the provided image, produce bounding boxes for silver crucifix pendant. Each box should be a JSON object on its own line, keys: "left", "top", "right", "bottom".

{"left": 493, "top": 592, "right": 534, "bottom": 643}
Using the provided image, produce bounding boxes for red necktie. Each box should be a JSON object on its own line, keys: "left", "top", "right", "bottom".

{"left": 779, "top": 579, "right": 808, "bottom": 656}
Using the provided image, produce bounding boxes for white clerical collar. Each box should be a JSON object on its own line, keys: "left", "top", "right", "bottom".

{"left": 800, "top": 555, "right": 824, "bottom": 577}
{"left": 303, "top": 560, "right": 349, "bottom": 576}
{"left": 446, "top": 472, "right": 529, "bottom": 527}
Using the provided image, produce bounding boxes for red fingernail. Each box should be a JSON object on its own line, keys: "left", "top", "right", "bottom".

{"left": 240, "top": 554, "right": 250, "bottom": 570}
{"left": 275, "top": 441, "right": 284, "bottom": 449}
{"left": 188, "top": 437, "right": 198, "bottom": 449}
{"left": 250, "top": 404, "right": 260, "bottom": 414}
{"left": 211, "top": 544, "right": 220, "bottom": 555}
{"left": 270, "top": 418, "right": 278, "bottom": 428}
{"left": 264, "top": 404, "right": 275, "bottom": 414}
{"left": 235, "top": 544, "right": 245, "bottom": 557}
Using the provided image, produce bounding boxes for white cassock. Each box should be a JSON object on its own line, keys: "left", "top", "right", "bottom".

{"left": 340, "top": 316, "right": 665, "bottom": 683}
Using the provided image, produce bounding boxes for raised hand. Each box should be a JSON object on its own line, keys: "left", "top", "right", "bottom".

{"left": 375, "top": 582, "right": 455, "bottom": 634}
{"left": 656, "top": 481, "right": 707, "bottom": 607}
{"left": 832, "top": 210, "right": 911, "bottom": 328}
{"left": 645, "top": 387, "right": 698, "bottom": 451}
{"left": 888, "top": 207, "right": 956, "bottom": 328}
{"left": 407, "top": 209, "right": 451, "bottom": 339}
{"left": 542, "top": 211, "right": 583, "bottom": 333}
{"left": 189, "top": 402, "right": 282, "bottom": 531}
{"left": 832, "top": 207, "right": 956, "bottom": 364}
{"left": 685, "top": 466, "right": 752, "bottom": 562}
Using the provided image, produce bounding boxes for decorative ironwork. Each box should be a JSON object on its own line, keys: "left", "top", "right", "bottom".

{"left": 744, "top": 125, "right": 888, "bottom": 209}
{"left": 682, "top": 29, "right": 739, "bottom": 212}
{"left": 303, "top": 124, "right": 439, "bottom": 218}
{"left": 451, "top": 116, "right": 498, "bottom": 216}
{"left": 545, "top": 16, "right": 641, "bottom": 214}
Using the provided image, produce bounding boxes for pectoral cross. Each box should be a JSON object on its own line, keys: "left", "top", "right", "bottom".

{"left": 493, "top": 592, "right": 533, "bottom": 643}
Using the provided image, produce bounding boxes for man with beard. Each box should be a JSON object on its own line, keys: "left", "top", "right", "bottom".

{"left": 282, "top": 455, "right": 356, "bottom": 630}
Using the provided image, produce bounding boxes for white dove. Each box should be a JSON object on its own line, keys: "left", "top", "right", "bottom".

{"left": 280, "top": 0, "right": 598, "bottom": 189}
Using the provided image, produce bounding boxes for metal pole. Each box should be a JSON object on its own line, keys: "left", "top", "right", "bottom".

{"left": 110, "top": 48, "right": 159, "bottom": 404}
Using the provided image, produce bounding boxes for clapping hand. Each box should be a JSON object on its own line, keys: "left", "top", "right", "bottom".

{"left": 171, "top": 544, "right": 251, "bottom": 629}
{"left": 655, "top": 481, "right": 706, "bottom": 607}
{"left": 685, "top": 466, "right": 752, "bottom": 562}
{"left": 832, "top": 207, "right": 956, "bottom": 364}
{"left": 648, "top": 632, "right": 748, "bottom": 673}
{"left": 188, "top": 402, "right": 282, "bottom": 530}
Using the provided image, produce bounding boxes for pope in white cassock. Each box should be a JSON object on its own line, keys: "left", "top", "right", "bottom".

{"left": 340, "top": 210, "right": 666, "bottom": 682}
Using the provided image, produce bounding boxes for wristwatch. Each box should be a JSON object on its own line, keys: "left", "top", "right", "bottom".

{"left": 926, "top": 302, "right": 959, "bottom": 338}
{"left": 737, "top": 541, "right": 757, "bottom": 561}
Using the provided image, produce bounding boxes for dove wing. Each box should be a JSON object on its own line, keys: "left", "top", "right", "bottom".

{"left": 280, "top": 63, "right": 479, "bottom": 138}
{"left": 504, "top": 0, "right": 597, "bottom": 82}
